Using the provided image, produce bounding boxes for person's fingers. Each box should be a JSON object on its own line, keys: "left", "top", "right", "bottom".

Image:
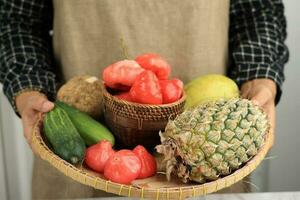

{"left": 21, "top": 94, "right": 53, "bottom": 147}
{"left": 249, "top": 87, "right": 272, "bottom": 107}
{"left": 22, "top": 109, "right": 37, "bottom": 141}
{"left": 240, "top": 81, "right": 252, "bottom": 99}
{"left": 262, "top": 101, "right": 276, "bottom": 147}
{"left": 15, "top": 91, "right": 54, "bottom": 154}
{"left": 22, "top": 118, "right": 38, "bottom": 154}
{"left": 22, "top": 109, "right": 43, "bottom": 154}
{"left": 22, "top": 117, "right": 32, "bottom": 143}
{"left": 29, "top": 94, "right": 54, "bottom": 112}
{"left": 264, "top": 103, "right": 275, "bottom": 130}
{"left": 240, "top": 79, "right": 277, "bottom": 147}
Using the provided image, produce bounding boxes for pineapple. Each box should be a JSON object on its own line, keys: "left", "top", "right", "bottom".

{"left": 156, "top": 98, "right": 269, "bottom": 183}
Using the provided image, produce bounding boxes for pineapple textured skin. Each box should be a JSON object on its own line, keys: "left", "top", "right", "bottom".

{"left": 156, "top": 98, "right": 269, "bottom": 183}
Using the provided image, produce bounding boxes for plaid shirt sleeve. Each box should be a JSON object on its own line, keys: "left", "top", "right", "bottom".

{"left": 0, "top": 0, "right": 289, "bottom": 114}
{"left": 0, "top": 0, "right": 56, "bottom": 113}
{"left": 229, "top": 0, "right": 289, "bottom": 103}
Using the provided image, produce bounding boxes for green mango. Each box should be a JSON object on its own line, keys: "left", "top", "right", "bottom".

{"left": 184, "top": 74, "right": 239, "bottom": 109}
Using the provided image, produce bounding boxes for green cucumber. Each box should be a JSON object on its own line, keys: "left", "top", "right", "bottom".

{"left": 43, "top": 106, "right": 86, "bottom": 164}
{"left": 55, "top": 101, "right": 115, "bottom": 146}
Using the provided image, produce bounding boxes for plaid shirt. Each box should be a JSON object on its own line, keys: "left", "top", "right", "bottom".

{"left": 0, "top": 0, "right": 289, "bottom": 113}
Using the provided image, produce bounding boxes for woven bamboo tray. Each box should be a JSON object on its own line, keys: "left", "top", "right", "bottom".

{"left": 31, "top": 117, "right": 273, "bottom": 200}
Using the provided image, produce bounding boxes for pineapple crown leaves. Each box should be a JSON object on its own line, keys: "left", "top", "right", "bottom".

{"left": 119, "top": 37, "right": 130, "bottom": 59}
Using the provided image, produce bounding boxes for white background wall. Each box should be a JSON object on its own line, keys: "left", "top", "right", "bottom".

{"left": 266, "top": 0, "right": 300, "bottom": 192}
{"left": 0, "top": 87, "right": 33, "bottom": 200}
{"left": 0, "top": 112, "right": 8, "bottom": 200}
{"left": 0, "top": 0, "right": 299, "bottom": 199}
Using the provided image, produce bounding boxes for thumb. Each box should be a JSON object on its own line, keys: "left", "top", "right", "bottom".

{"left": 31, "top": 95, "right": 54, "bottom": 113}
{"left": 250, "top": 88, "right": 272, "bottom": 107}
{"left": 40, "top": 101, "right": 55, "bottom": 112}
{"left": 240, "top": 81, "right": 252, "bottom": 99}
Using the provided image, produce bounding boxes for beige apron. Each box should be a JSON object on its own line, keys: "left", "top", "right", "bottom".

{"left": 32, "top": 0, "right": 248, "bottom": 199}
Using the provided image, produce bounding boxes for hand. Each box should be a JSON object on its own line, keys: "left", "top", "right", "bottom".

{"left": 240, "top": 79, "right": 277, "bottom": 146}
{"left": 16, "top": 91, "right": 54, "bottom": 148}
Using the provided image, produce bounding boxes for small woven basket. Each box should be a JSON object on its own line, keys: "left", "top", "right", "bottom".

{"left": 102, "top": 86, "right": 186, "bottom": 149}
{"left": 31, "top": 117, "right": 273, "bottom": 200}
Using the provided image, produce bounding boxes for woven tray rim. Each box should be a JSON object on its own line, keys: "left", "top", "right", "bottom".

{"left": 31, "top": 117, "right": 272, "bottom": 200}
